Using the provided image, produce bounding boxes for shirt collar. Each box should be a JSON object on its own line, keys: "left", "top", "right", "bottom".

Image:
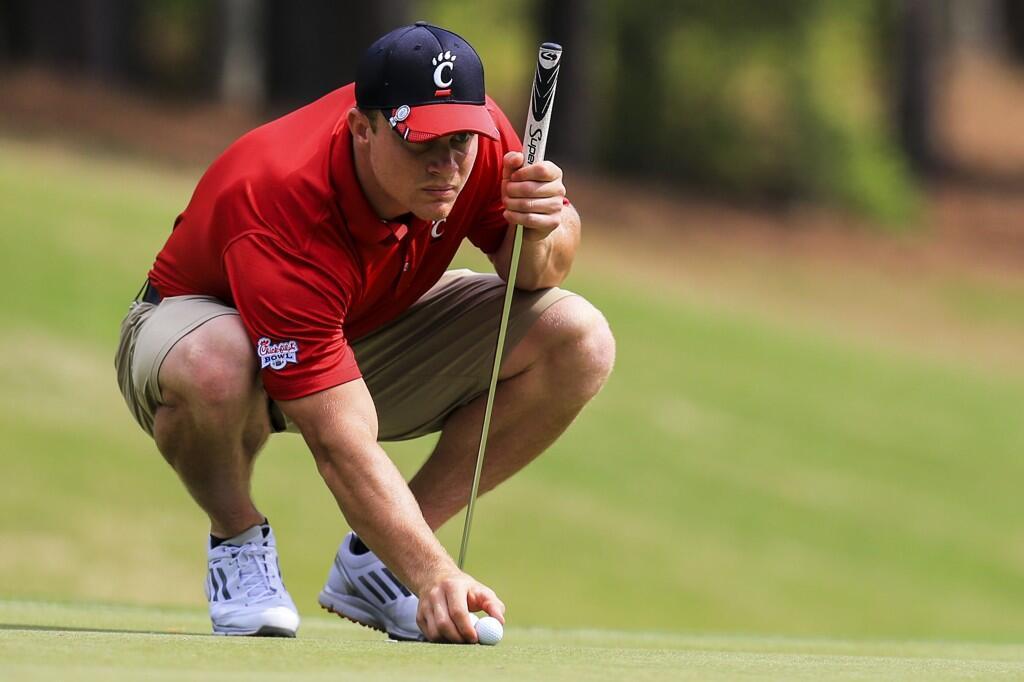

{"left": 332, "top": 122, "right": 412, "bottom": 244}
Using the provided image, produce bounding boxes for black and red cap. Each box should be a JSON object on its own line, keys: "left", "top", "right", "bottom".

{"left": 355, "top": 22, "right": 500, "bottom": 142}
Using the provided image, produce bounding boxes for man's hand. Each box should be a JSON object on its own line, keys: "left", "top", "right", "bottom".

{"left": 417, "top": 569, "right": 506, "bottom": 643}
{"left": 279, "top": 379, "right": 506, "bottom": 644}
{"left": 501, "top": 151, "right": 565, "bottom": 241}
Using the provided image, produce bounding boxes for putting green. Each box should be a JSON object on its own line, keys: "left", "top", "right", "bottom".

{"left": 3, "top": 599, "right": 1024, "bottom": 681}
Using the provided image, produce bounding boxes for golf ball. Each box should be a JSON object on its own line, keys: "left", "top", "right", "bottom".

{"left": 469, "top": 613, "right": 503, "bottom": 646}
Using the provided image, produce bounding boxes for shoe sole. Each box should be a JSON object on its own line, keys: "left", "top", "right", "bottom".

{"left": 318, "top": 589, "right": 422, "bottom": 642}
{"left": 212, "top": 625, "right": 296, "bottom": 637}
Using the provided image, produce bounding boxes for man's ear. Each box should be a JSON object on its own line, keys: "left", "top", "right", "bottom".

{"left": 348, "top": 108, "right": 371, "bottom": 144}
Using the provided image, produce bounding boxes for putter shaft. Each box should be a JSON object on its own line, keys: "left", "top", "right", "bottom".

{"left": 457, "top": 224, "right": 524, "bottom": 569}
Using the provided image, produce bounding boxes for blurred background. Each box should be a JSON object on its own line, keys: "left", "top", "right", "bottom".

{"left": 1, "top": 0, "right": 1023, "bottom": 641}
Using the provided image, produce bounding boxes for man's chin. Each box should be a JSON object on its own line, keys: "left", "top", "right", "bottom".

{"left": 413, "top": 203, "right": 455, "bottom": 222}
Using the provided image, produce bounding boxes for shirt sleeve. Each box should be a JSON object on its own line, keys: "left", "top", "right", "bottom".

{"left": 467, "top": 100, "right": 574, "bottom": 255}
{"left": 468, "top": 101, "right": 522, "bottom": 255}
{"left": 222, "top": 234, "right": 361, "bottom": 401}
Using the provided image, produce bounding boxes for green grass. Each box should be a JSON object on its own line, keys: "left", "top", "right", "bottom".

{"left": 1, "top": 135, "right": 1024, "bottom": 678}
{"left": 4, "top": 599, "right": 1024, "bottom": 681}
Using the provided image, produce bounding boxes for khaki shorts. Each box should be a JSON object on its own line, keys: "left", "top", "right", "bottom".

{"left": 115, "top": 269, "right": 575, "bottom": 441}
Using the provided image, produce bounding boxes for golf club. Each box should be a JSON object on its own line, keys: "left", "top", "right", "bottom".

{"left": 457, "top": 42, "right": 563, "bottom": 570}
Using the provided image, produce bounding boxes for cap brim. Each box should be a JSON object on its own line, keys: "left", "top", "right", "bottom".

{"left": 402, "top": 103, "right": 500, "bottom": 141}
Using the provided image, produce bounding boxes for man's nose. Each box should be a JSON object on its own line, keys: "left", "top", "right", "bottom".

{"left": 427, "top": 146, "right": 458, "bottom": 175}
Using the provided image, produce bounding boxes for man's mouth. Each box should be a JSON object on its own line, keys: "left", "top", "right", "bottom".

{"left": 423, "top": 186, "right": 457, "bottom": 198}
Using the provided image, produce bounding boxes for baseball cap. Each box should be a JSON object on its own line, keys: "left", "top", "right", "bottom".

{"left": 355, "top": 22, "right": 500, "bottom": 142}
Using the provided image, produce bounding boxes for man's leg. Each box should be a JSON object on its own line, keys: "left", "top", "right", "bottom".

{"left": 137, "top": 310, "right": 298, "bottom": 636}
{"left": 317, "top": 276, "right": 611, "bottom": 639}
{"left": 152, "top": 314, "right": 272, "bottom": 538}
{"left": 407, "top": 295, "right": 615, "bottom": 530}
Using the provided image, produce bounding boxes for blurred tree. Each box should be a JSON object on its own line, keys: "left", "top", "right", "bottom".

{"left": 1, "top": 0, "right": 953, "bottom": 223}
{"left": 604, "top": 0, "right": 668, "bottom": 178}
{"left": 1004, "top": 0, "right": 1024, "bottom": 64}
{"left": 1, "top": 0, "right": 411, "bottom": 104}
{"left": 265, "top": 0, "right": 410, "bottom": 106}
{"left": 536, "top": 0, "right": 599, "bottom": 166}
{"left": 0, "top": 0, "right": 30, "bottom": 62}
{"left": 0, "top": 0, "right": 143, "bottom": 83}
{"left": 15, "top": 1, "right": 93, "bottom": 71}
{"left": 893, "top": 0, "right": 941, "bottom": 175}
{"left": 0, "top": 0, "right": 217, "bottom": 94}
{"left": 596, "top": 0, "right": 918, "bottom": 223}
{"left": 218, "top": 0, "right": 265, "bottom": 106}
{"left": 81, "top": 0, "right": 140, "bottom": 85}
{"left": 947, "top": 0, "right": 1005, "bottom": 52}
{"left": 134, "top": 0, "right": 219, "bottom": 96}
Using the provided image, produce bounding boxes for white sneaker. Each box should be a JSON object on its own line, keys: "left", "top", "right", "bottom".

{"left": 318, "top": 532, "right": 423, "bottom": 641}
{"left": 206, "top": 523, "right": 300, "bottom": 637}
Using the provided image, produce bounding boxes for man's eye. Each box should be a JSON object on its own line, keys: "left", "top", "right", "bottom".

{"left": 452, "top": 133, "right": 473, "bottom": 146}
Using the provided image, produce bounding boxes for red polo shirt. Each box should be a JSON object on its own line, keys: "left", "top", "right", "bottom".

{"left": 148, "top": 83, "right": 522, "bottom": 401}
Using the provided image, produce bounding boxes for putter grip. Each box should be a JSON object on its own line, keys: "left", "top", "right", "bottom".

{"left": 522, "top": 43, "right": 562, "bottom": 165}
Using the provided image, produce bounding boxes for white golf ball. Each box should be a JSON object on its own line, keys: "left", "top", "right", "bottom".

{"left": 470, "top": 614, "right": 503, "bottom": 646}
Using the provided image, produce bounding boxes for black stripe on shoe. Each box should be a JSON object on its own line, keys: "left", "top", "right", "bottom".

{"left": 382, "top": 567, "right": 412, "bottom": 597}
{"left": 209, "top": 569, "right": 220, "bottom": 602}
{"left": 369, "top": 570, "right": 397, "bottom": 600}
{"left": 217, "top": 567, "right": 232, "bottom": 600}
{"left": 358, "top": 575, "right": 386, "bottom": 604}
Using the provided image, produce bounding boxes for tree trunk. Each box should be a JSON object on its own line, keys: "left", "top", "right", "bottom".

{"left": 82, "top": 0, "right": 139, "bottom": 85}
{"left": 265, "top": 0, "right": 410, "bottom": 107}
{"left": 1004, "top": 0, "right": 1024, "bottom": 63}
{"left": 24, "top": 0, "right": 89, "bottom": 71}
{"left": 0, "top": 0, "right": 31, "bottom": 62}
{"left": 219, "top": 0, "right": 266, "bottom": 106}
{"left": 604, "top": 3, "right": 664, "bottom": 174}
{"left": 895, "top": 0, "right": 940, "bottom": 175}
{"left": 536, "top": 0, "right": 597, "bottom": 166}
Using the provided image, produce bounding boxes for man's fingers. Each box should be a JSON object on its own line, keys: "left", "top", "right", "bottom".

{"left": 419, "top": 589, "right": 460, "bottom": 643}
{"left": 468, "top": 586, "right": 506, "bottom": 625}
{"left": 504, "top": 179, "right": 564, "bottom": 199}
{"left": 418, "top": 601, "right": 439, "bottom": 642}
{"left": 509, "top": 160, "right": 561, "bottom": 183}
{"left": 503, "top": 195, "right": 563, "bottom": 215}
{"left": 429, "top": 590, "right": 464, "bottom": 642}
{"left": 503, "top": 154, "right": 562, "bottom": 183}
{"left": 502, "top": 151, "right": 525, "bottom": 180}
{"left": 435, "top": 603, "right": 462, "bottom": 642}
{"left": 444, "top": 584, "right": 478, "bottom": 643}
{"left": 419, "top": 576, "right": 505, "bottom": 643}
{"left": 503, "top": 210, "right": 561, "bottom": 235}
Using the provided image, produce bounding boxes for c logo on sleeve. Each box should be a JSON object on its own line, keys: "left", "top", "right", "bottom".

{"left": 257, "top": 337, "right": 300, "bottom": 370}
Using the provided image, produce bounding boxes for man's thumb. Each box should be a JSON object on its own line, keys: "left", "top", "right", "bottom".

{"left": 503, "top": 151, "right": 524, "bottom": 178}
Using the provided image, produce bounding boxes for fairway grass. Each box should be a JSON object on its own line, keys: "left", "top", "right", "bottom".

{"left": 3, "top": 134, "right": 1024, "bottom": 652}
{"left": 4, "top": 599, "right": 1024, "bottom": 681}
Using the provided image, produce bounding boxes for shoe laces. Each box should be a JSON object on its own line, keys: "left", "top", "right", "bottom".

{"left": 218, "top": 543, "right": 284, "bottom": 603}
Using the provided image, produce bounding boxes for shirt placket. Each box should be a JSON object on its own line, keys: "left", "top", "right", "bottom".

{"left": 394, "top": 232, "right": 419, "bottom": 296}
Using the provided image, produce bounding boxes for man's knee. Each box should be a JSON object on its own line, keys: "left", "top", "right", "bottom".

{"left": 159, "top": 315, "right": 259, "bottom": 412}
{"left": 153, "top": 318, "right": 272, "bottom": 471}
{"left": 537, "top": 296, "right": 615, "bottom": 398}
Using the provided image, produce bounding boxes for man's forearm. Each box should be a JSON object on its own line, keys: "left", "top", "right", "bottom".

{"left": 314, "top": 434, "right": 459, "bottom": 594}
{"left": 288, "top": 381, "right": 458, "bottom": 596}
{"left": 495, "top": 203, "right": 581, "bottom": 290}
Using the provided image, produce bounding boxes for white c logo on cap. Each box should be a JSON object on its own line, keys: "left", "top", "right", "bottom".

{"left": 432, "top": 51, "right": 456, "bottom": 89}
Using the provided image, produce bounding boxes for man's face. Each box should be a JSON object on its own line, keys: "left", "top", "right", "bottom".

{"left": 361, "top": 111, "right": 479, "bottom": 222}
